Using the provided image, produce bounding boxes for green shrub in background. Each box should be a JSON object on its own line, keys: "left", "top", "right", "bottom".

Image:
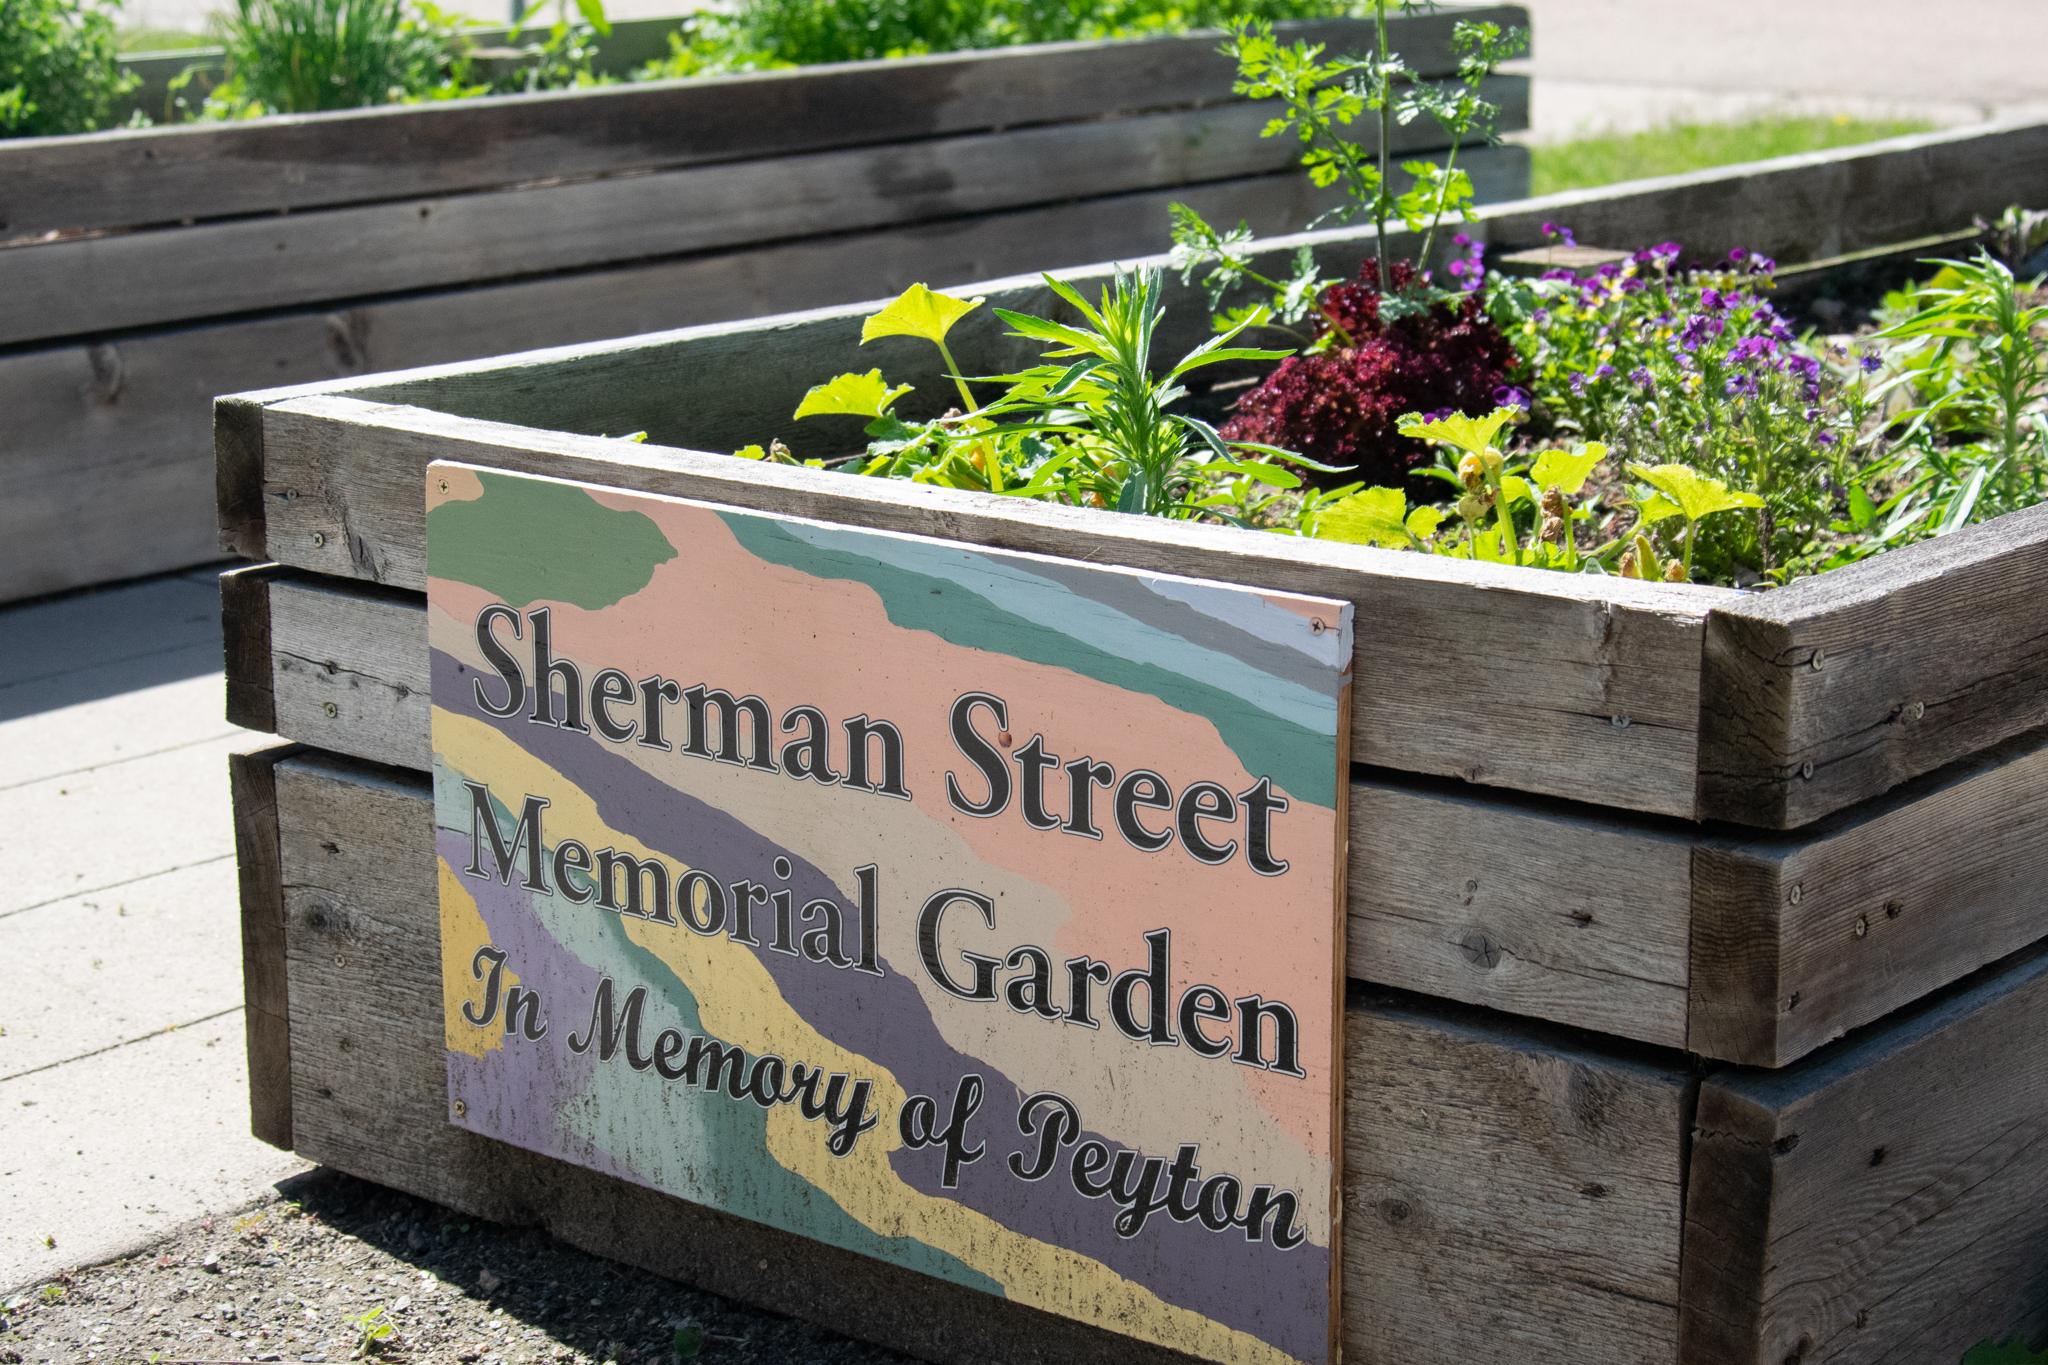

{"left": 0, "top": 0, "right": 138, "bottom": 136}
{"left": 673, "top": 0, "right": 1359, "bottom": 72}
{"left": 206, "top": 0, "right": 452, "bottom": 114}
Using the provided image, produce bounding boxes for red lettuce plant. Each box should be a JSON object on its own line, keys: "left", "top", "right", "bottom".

{"left": 1221, "top": 258, "right": 1519, "bottom": 489}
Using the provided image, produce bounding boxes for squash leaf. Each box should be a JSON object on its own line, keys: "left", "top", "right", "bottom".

{"left": 794, "top": 370, "right": 912, "bottom": 421}
{"left": 1395, "top": 408, "right": 1516, "bottom": 456}
{"left": 862, "top": 284, "right": 983, "bottom": 348}
{"left": 1628, "top": 462, "right": 1763, "bottom": 522}
{"left": 1532, "top": 442, "right": 1606, "bottom": 495}
{"left": 1318, "top": 486, "right": 1413, "bottom": 548}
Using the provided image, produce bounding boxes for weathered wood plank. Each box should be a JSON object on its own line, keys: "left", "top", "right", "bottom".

{"left": 234, "top": 573, "right": 2048, "bottom": 1064}
{"left": 249, "top": 396, "right": 1719, "bottom": 820}
{"left": 1689, "top": 728, "right": 2048, "bottom": 1065}
{"left": 230, "top": 744, "right": 298, "bottom": 1150}
{"left": 269, "top": 748, "right": 1691, "bottom": 1365}
{"left": 1345, "top": 995, "right": 1688, "bottom": 1365}
{"left": 3, "top": 82, "right": 1525, "bottom": 343}
{"left": 1699, "top": 501, "right": 2048, "bottom": 828}
{"left": 7, "top": 159, "right": 1518, "bottom": 602}
{"left": 220, "top": 564, "right": 278, "bottom": 733}
{"left": 1, "top": 9, "right": 1519, "bottom": 238}
{"left": 1680, "top": 944, "right": 2048, "bottom": 1365}
{"left": 289, "top": 117, "right": 2048, "bottom": 446}
{"left": 244, "top": 571, "right": 1694, "bottom": 1046}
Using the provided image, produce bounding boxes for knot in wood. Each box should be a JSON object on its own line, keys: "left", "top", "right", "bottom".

{"left": 1459, "top": 930, "right": 1501, "bottom": 970}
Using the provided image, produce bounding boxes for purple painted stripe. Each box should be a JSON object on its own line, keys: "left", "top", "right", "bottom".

{"left": 433, "top": 648, "right": 1330, "bottom": 1359}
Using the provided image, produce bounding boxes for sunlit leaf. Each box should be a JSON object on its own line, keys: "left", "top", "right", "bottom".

{"left": 861, "top": 284, "right": 983, "bottom": 348}
{"left": 793, "top": 370, "right": 911, "bottom": 421}
{"left": 1317, "top": 486, "right": 1413, "bottom": 548}
{"left": 1396, "top": 407, "right": 1516, "bottom": 456}
{"left": 1627, "top": 463, "right": 1763, "bottom": 523}
{"left": 1532, "top": 442, "right": 1605, "bottom": 495}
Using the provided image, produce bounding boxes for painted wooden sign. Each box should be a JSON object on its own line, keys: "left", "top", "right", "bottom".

{"left": 425, "top": 461, "right": 1352, "bottom": 1365}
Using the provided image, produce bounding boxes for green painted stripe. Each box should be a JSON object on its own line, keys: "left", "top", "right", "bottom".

{"left": 723, "top": 514, "right": 1340, "bottom": 808}
{"left": 428, "top": 472, "right": 677, "bottom": 610}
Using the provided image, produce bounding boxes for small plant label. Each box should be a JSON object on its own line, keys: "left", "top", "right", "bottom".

{"left": 426, "top": 461, "right": 1351, "bottom": 1365}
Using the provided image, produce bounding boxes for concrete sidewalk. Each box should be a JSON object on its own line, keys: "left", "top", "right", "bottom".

{"left": 1520, "top": 0, "right": 2048, "bottom": 140}
{"left": 0, "top": 571, "right": 308, "bottom": 1296}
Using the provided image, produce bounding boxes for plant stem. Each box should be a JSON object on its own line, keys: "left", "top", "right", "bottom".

{"left": 934, "top": 336, "right": 979, "bottom": 413}
{"left": 1372, "top": 0, "right": 1391, "bottom": 282}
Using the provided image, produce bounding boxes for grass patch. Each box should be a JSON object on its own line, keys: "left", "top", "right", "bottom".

{"left": 118, "top": 27, "right": 214, "bottom": 51}
{"left": 1531, "top": 114, "right": 1936, "bottom": 196}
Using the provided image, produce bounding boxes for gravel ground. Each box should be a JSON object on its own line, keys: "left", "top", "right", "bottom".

{"left": 0, "top": 1170, "right": 917, "bottom": 1365}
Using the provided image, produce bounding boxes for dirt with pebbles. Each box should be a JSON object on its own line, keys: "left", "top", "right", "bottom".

{"left": 0, "top": 1169, "right": 917, "bottom": 1365}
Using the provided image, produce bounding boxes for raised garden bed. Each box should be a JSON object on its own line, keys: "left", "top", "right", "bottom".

{"left": 0, "top": 5, "right": 1528, "bottom": 604}
{"left": 217, "top": 119, "right": 2048, "bottom": 1365}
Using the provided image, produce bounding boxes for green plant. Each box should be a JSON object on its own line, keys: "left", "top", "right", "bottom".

{"left": 778, "top": 274, "right": 1308, "bottom": 518}
{"left": 0, "top": 0, "right": 138, "bottom": 136}
{"left": 1966, "top": 1338, "right": 2048, "bottom": 1364}
{"left": 209, "top": 0, "right": 449, "bottom": 112}
{"left": 1169, "top": 8, "right": 1526, "bottom": 326}
{"left": 1873, "top": 249, "right": 2048, "bottom": 533}
{"left": 354, "top": 1302, "right": 397, "bottom": 1356}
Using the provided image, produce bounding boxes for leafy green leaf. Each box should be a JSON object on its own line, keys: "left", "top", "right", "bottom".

{"left": 1627, "top": 463, "right": 1764, "bottom": 523}
{"left": 733, "top": 443, "right": 768, "bottom": 460}
{"left": 1317, "top": 486, "right": 1414, "bottom": 548}
{"left": 861, "top": 284, "right": 983, "bottom": 348}
{"left": 793, "top": 370, "right": 911, "bottom": 421}
{"left": 1396, "top": 408, "right": 1516, "bottom": 456}
{"left": 1531, "top": 442, "right": 1605, "bottom": 495}
{"left": 1405, "top": 505, "right": 1444, "bottom": 540}
{"left": 572, "top": 0, "right": 611, "bottom": 35}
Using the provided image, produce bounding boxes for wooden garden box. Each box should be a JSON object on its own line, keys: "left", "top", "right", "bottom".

{"left": 0, "top": 5, "right": 1529, "bottom": 604}
{"left": 217, "top": 119, "right": 2048, "bottom": 1365}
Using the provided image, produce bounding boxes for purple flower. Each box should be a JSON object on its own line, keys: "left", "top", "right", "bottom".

{"left": 1594, "top": 364, "right": 1617, "bottom": 380}
{"left": 1817, "top": 431, "right": 1838, "bottom": 446}
{"left": 1700, "top": 288, "right": 1728, "bottom": 313}
{"left": 1805, "top": 406, "right": 1822, "bottom": 422}
{"left": 1630, "top": 366, "right": 1654, "bottom": 389}
{"left": 1679, "top": 315, "right": 1724, "bottom": 351}
{"left": 1532, "top": 308, "right": 1550, "bottom": 324}
{"left": 1541, "top": 267, "right": 1576, "bottom": 282}
{"left": 1542, "top": 222, "right": 1578, "bottom": 246}
{"left": 1568, "top": 371, "right": 1588, "bottom": 395}
{"left": 1453, "top": 232, "right": 1472, "bottom": 248}
{"left": 1622, "top": 277, "right": 1647, "bottom": 294}
{"left": 1448, "top": 258, "right": 1470, "bottom": 277}
{"left": 1860, "top": 350, "right": 1883, "bottom": 374}
{"left": 1729, "top": 336, "right": 1777, "bottom": 367}
{"left": 1493, "top": 384, "right": 1530, "bottom": 410}
{"left": 1725, "top": 372, "right": 1758, "bottom": 398}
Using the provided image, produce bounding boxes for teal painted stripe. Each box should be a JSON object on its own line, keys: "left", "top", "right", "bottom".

{"left": 723, "top": 514, "right": 1340, "bottom": 808}
{"left": 768, "top": 520, "right": 1343, "bottom": 726}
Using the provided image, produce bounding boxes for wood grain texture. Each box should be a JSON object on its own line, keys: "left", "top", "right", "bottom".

{"left": 1680, "top": 944, "right": 2048, "bottom": 1365}
{"left": 8, "top": 159, "right": 1514, "bottom": 603}
{"left": 230, "top": 744, "right": 298, "bottom": 1150}
{"left": 220, "top": 564, "right": 278, "bottom": 734}
{"left": 1690, "top": 729, "right": 2048, "bottom": 1066}
{"left": 4, "top": 10, "right": 1518, "bottom": 238}
{"left": 1699, "top": 500, "right": 2048, "bottom": 828}
{"left": 234, "top": 573, "right": 2048, "bottom": 1065}
{"left": 249, "top": 396, "right": 1718, "bottom": 822}
{"left": 1345, "top": 994, "right": 1690, "bottom": 1365}
{"left": 243, "top": 571, "right": 1696, "bottom": 1046}
{"left": 270, "top": 748, "right": 1690, "bottom": 1365}
{"left": 3, "top": 84, "right": 1526, "bottom": 343}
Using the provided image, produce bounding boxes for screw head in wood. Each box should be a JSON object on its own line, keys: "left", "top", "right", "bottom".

{"left": 1310, "top": 617, "right": 1327, "bottom": 636}
{"left": 1610, "top": 714, "right": 1631, "bottom": 729}
{"left": 1854, "top": 915, "right": 1869, "bottom": 938}
{"left": 1911, "top": 701, "right": 1926, "bottom": 720}
{"left": 323, "top": 701, "right": 339, "bottom": 718}
{"left": 311, "top": 530, "right": 327, "bottom": 547}
{"left": 1809, "top": 648, "right": 1826, "bottom": 671}
{"left": 1788, "top": 883, "right": 1803, "bottom": 906}
{"left": 1800, "top": 760, "right": 1816, "bottom": 780}
{"left": 453, "top": 1099, "right": 467, "bottom": 1119}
